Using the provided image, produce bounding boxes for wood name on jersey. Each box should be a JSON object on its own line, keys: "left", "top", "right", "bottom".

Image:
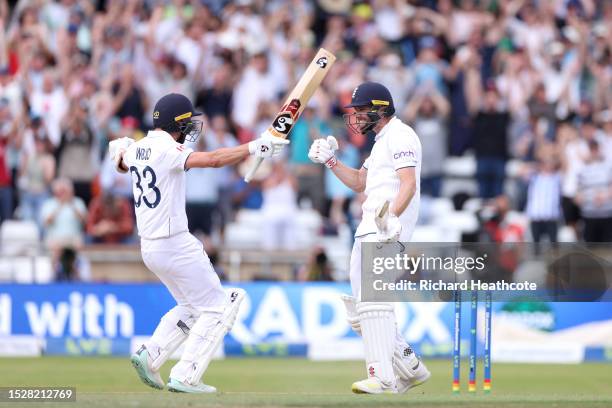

{"left": 136, "top": 148, "right": 152, "bottom": 161}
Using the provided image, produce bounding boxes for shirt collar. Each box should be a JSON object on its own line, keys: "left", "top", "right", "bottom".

{"left": 374, "top": 116, "right": 397, "bottom": 141}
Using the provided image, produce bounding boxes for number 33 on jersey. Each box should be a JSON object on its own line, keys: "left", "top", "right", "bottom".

{"left": 122, "top": 131, "right": 193, "bottom": 239}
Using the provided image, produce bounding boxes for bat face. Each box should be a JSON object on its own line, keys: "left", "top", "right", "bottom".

{"left": 266, "top": 48, "right": 336, "bottom": 140}
{"left": 271, "top": 99, "right": 301, "bottom": 136}
{"left": 245, "top": 48, "right": 335, "bottom": 182}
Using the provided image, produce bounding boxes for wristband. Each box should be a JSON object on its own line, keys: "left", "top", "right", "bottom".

{"left": 325, "top": 155, "right": 337, "bottom": 169}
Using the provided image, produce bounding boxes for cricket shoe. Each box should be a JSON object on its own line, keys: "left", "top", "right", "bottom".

{"left": 167, "top": 378, "right": 217, "bottom": 393}
{"left": 130, "top": 345, "right": 164, "bottom": 390}
{"left": 351, "top": 378, "right": 397, "bottom": 394}
{"left": 396, "top": 359, "right": 431, "bottom": 394}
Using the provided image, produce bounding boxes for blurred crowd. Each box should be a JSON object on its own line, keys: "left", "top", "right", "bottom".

{"left": 0, "top": 0, "right": 611, "bottom": 280}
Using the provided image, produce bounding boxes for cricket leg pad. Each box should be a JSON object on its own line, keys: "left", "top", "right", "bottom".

{"left": 356, "top": 302, "right": 396, "bottom": 388}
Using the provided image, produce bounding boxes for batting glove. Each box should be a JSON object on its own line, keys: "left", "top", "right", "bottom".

{"left": 308, "top": 136, "right": 338, "bottom": 168}
{"left": 374, "top": 201, "right": 402, "bottom": 242}
{"left": 249, "top": 130, "right": 290, "bottom": 159}
{"left": 109, "top": 137, "right": 134, "bottom": 173}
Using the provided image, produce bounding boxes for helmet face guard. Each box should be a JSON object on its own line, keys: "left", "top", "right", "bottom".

{"left": 164, "top": 118, "right": 203, "bottom": 144}
{"left": 343, "top": 107, "right": 384, "bottom": 135}
{"left": 179, "top": 118, "right": 203, "bottom": 144}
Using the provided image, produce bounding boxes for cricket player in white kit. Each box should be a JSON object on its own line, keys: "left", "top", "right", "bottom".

{"left": 308, "top": 82, "right": 430, "bottom": 394}
{"left": 109, "top": 93, "right": 288, "bottom": 393}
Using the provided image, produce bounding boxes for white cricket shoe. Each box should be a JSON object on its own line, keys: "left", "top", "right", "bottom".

{"left": 396, "top": 359, "right": 431, "bottom": 394}
{"left": 167, "top": 377, "right": 217, "bottom": 393}
{"left": 130, "top": 345, "right": 164, "bottom": 390}
{"left": 351, "top": 377, "right": 397, "bottom": 394}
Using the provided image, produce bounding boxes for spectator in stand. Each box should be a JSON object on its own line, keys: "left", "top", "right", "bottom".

{"left": 523, "top": 150, "right": 562, "bottom": 245}
{"left": 468, "top": 80, "right": 510, "bottom": 199}
{"left": 27, "top": 69, "right": 68, "bottom": 146}
{"left": 55, "top": 98, "right": 97, "bottom": 206}
{"left": 86, "top": 191, "right": 134, "bottom": 244}
{"left": 195, "top": 65, "right": 234, "bottom": 119}
{"left": 290, "top": 103, "right": 331, "bottom": 213}
{"left": 410, "top": 36, "right": 448, "bottom": 95}
{"left": 527, "top": 83, "right": 558, "bottom": 140}
{"left": 446, "top": 42, "right": 479, "bottom": 156}
{"left": 40, "top": 178, "right": 87, "bottom": 262}
{"left": 297, "top": 246, "right": 333, "bottom": 282}
{"left": 232, "top": 52, "right": 277, "bottom": 138}
{"left": 55, "top": 246, "right": 91, "bottom": 282}
{"left": 17, "top": 122, "right": 55, "bottom": 231}
{"left": 575, "top": 141, "right": 612, "bottom": 242}
{"left": 260, "top": 160, "right": 298, "bottom": 250}
{"left": 481, "top": 195, "right": 525, "bottom": 243}
{"left": 98, "top": 119, "right": 135, "bottom": 200}
{"left": 111, "top": 66, "right": 146, "bottom": 125}
{"left": 184, "top": 131, "right": 221, "bottom": 245}
{"left": 0, "top": 66, "right": 23, "bottom": 119}
{"left": 231, "top": 162, "right": 264, "bottom": 211}
{"left": 404, "top": 84, "right": 449, "bottom": 197}
{"left": 205, "top": 115, "right": 238, "bottom": 235}
{"left": 557, "top": 123, "right": 583, "bottom": 235}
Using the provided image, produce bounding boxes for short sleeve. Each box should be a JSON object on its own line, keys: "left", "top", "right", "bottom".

{"left": 388, "top": 129, "right": 420, "bottom": 170}
{"left": 165, "top": 143, "right": 194, "bottom": 171}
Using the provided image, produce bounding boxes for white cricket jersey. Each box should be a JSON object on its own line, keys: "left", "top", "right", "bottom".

{"left": 355, "top": 117, "right": 422, "bottom": 240}
{"left": 123, "top": 130, "right": 193, "bottom": 239}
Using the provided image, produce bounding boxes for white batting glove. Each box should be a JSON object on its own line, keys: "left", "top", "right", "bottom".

{"left": 374, "top": 201, "right": 402, "bottom": 242}
{"left": 249, "top": 130, "right": 290, "bottom": 159}
{"left": 308, "top": 135, "right": 338, "bottom": 168}
{"left": 109, "top": 137, "right": 134, "bottom": 173}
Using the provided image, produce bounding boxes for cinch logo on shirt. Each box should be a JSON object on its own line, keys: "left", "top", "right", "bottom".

{"left": 393, "top": 150, "right": 415, "bottom": 160}
{"left": 136, "top": 148, "right": 152, "bottom": 160}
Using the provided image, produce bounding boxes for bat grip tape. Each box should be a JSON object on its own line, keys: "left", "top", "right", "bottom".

{"left": 244, "top": 157, "right": 264, "bottom": 182}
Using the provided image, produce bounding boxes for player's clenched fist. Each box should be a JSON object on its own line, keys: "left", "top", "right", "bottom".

{"left": 308, "top": 136, "right": 338, "bottom": 168}
{"left": 109, "top": 137, "right": 134, "bottom": 173}
{"left": 249, "top": 130, "right": 290, "bottom": 159}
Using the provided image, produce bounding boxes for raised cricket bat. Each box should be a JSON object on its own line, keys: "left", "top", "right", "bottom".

{"left": 244, "top": 48, "right": 336, "bottom": 182}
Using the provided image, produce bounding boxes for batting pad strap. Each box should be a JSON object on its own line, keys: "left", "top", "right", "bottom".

{"left": 182, "top": 288, "right": 245, "bottom": 385}
{"left": 357, "top": 302, "right": 397, "bottom": 386}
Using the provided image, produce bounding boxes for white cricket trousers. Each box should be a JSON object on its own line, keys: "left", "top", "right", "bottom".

{"left": 349, "top": 234, "right": 379, "bottom": 300}
{"left": 141, "top": 231, "right": 226, "bottom": 310}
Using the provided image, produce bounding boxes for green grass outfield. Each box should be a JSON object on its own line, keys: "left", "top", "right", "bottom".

{"left": 0, "top": 357, "right": 610, "bottom": 407}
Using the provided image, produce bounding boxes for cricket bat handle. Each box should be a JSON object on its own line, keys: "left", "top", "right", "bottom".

{"left": 244, "top": 157, "right": 264, "bottom": 183}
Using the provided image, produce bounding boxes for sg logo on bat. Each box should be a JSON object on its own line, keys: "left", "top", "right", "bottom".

{"left": 273, "top": 114, "right": 294, "bottom": 133}
{"left": 316, "top": 57, "right": 328, "bottom": 68}
{"left": 272, "top": 99, "right": 301, "bottom": 135}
